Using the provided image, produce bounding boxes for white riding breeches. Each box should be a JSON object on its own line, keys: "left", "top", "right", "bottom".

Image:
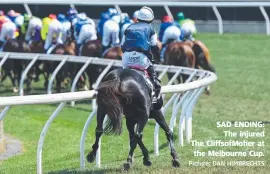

{"left": 162, "top": 25, "right": 181, "bottom": 44}
{"left": 61, "top": 21, "right": 71, "bottom": 43}
{"left": 44, "top": 20, "right": 63, "bottom": 50}
{"left": 0, "top": 22, "right": 16, "bottom": 42}
{"left": 122, "top": 51, "right": 151, "bottom": 70}
{"left": 77, "top": 24, "right": 97, "bottom": 45}
{"left": 14, "top": 15, "right": 24, "bottom": 27}
{"left": 25, "top": 17, "right": 42, "bottom": 41}
{"left": 181, "top": 22, "right": 197, "bottom": 35}
{"left": 102, "top": 20, "right": 120, "bottom": 47}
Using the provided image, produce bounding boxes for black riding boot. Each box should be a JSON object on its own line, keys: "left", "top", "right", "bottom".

{"left": 0, "top": 41, "right": 4, "bottom": 50}
{"left": 102, "top": 45, "right": 109, "bottom": 54}
{"left": 147, "top": 65, "right": 161, "bottom": 99}
{"left": 75, "top": 43, "right": 81, "bottom": 56}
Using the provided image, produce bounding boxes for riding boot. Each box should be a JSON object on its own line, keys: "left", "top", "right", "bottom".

{"left": 160, "top": 44, "right": 167, "bottom": 63}
{"left": 75, "top": 43, "right": 81, "bottom": 56}
{"left": 0, "top": 41, "right": 4, "bottom": 50}
{"left": 147, "top": 65, "right": 161, "bottom": 100}
{"left": 102, "top": 45, "right": 109, "bottom": 54}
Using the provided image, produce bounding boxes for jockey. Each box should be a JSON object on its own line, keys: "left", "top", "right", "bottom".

{"left": 41, "top": 14, "right": 56, "bottom": 41}
{"left": 132, "top": 10, "right": 140, "bottom": 23}
{"left": 57, "top": 14, "right": 71, "bottom": 43}
{"left": 0, "top": 11, "right": 16, "bottom": 48}
{"left": 177, "top": 12, "right": 196, "bottom": 41}
{"left": 120, "top": 13, "right": 132, "bottom": 41}
{"left": 44, "top": 14, "right": 63, "bottom": 52}
{"left": 102, "top": 13, "right": 121, "bottom": 52}
{"left": 97, "top": 8, "right": 118, "bottom": 39}
{"left": 22, "top": 14, "right": 42, "bottom": 43}
{"left": 6, "top": 10, "right": 24, "bottom": 38}
{"left": 66, "top": 8, "right": 78, "bottom": 40}
{"left": 159, "top": 15, "right": 182, "bottom": 61}
{"left": 67, "top": 7, "right": 78, "bottom": 25}
{"left": 74, "top": 12, "right": 97, "bottom": 55}
{"left": 121, "top": 6, "right": 161, "bottom": 101}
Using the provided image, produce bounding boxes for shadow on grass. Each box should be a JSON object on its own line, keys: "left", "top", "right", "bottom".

{"left": 48, "top": 167, "right": 123, "bottom": 174}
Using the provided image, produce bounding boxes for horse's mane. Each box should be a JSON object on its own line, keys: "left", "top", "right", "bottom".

{"left": 194, "top": 40, "right": 210, "bottom": 62}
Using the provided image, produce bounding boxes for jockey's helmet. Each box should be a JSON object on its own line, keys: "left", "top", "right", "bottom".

{"left": 111, "top": 14, "right": 121, "bottom": 24}
{"left": 120, "top": 13, "right": 129, "bottom": 23}
{"left": 57, "top": 14, "right": 66, "bottom": 22}
{"left": 162, "top": 15, "right": 173, "bottom": 23}
{"left": 67, "top": 8, "right": 78, "bottom": 16}
{"left": 24, "top": 13, "right": 31, "bottom": 21}
{"left": 49, "top": 14, "right": 57, "bottom": 20}
{"left": 137, "top": 6, "right": 154, "bottom": 22}
{"left": 108, "top": 8, "right": 118, "bottom": 17}
{"left": 7, "top": 10, "right": 20, "bottom": 17}
{"left": 177, "top": 12, "right": 185, "bottom": 21}
{"left": 0, "top": 10, "right": 4, "bottom": 16}
{"left": 77, "top": 13, "right": 87, "bottom": 21}
{"left": 133, "top": 10, "right": 139, "bottom": 19}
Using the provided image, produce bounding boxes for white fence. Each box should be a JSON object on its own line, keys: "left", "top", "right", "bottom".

{"left": 0, "top": 52, "right": 217, "bottom": 173}
{"left": 0, "top": 1, "right": 270, "bottom": 35}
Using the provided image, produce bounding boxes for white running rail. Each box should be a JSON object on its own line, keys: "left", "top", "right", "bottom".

{"left": 0, "top": 52, "right": 217, "bottom": 174}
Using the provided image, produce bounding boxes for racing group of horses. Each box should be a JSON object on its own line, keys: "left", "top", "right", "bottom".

{"left": 0, "top": 35, "right": 215, "bottom": 95}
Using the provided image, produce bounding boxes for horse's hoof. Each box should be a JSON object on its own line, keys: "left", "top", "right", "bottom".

{"left": 172, "top": 159, "right": 180, "bottom": 168}
{"left": 143, "top": 159, "right": 152, "bottom": 167}
{"left": 205, "top": 90, "right": 210, "bottom": 95}
{"left": 86, "top": 152, "right": 95, "bottom": 163}
{"left": 123, "top": 162, "right": 131, "bottom": 171}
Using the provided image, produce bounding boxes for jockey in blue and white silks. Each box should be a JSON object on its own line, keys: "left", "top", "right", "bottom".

{"left": 120, "top": 13, "right": 132, "bottom": 43}
{"left": 66, "top": 7, "right": 78, "bottom": 40}
{"left": 102, "top": 13, "right": 121, "bottom": 52}
{"left": 159, "top": 15, "right": 182, "bottom": 61}
{"left": 121, "top": 6, "right": 161, "bottom": 100}
{"left": 97, "top": 8, "right": 118, "bottom": 39}
{"left": 57, "top": 14, "right": 71, "bottom": 43}
{"left": 74, "top": 13, "right": 97, "bottom": 55}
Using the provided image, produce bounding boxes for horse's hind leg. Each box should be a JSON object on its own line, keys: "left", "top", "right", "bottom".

{"left": 86, "top": 105, "right": 106, "bottom": 163}
{"left": 150, "top": 109, "right": 180, "bottom": 167}
{"left": 124, "top": 114, "right": 150, "bottom": 170}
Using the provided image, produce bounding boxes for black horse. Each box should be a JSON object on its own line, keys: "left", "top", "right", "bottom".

{"left": 86, "top": 68, "right": 180, "bottom": 170}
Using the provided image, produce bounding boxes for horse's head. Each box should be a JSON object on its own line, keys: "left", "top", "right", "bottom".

{"left": 81, "top": 40, "right": 102, "bottom": 57}
{"left": 51, "top": 44, "right": 68, "bottom": 55}
{"left": 2, "top": 39, "right": 20, "bottom": 52}
{"left": 30, "top": 40, "right": 45, "bottom": 53}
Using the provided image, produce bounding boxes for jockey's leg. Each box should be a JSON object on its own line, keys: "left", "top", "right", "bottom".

{"left": 25, "top": 20, "right": 35, "bottom": 42}
{"left": 44, "top": 28, "right": 54, "bottom": 52}
{"left": 146, "top": 63, "right": 161, "bottom": 100}
{"left": 76, "top": 27, "right": 85, "bottom": 56}
{"left": 111, "top": 26, "right": 120, "bottom": 46}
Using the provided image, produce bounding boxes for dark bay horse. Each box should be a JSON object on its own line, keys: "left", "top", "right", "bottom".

{"left": 102, "top": 45, "right": 122, "bottom": 60}
{"left": 80, "top": 40, "right": 102, "bottom": 90}
{"left": 184, "top": 40, "right": 216, "bottom": 94}
{"left": 164, "top": 41, "right": 196, "bottom": 83}
{"left": 86, "top": 68, "right": 180, "bottom": 170}
{"left": 1, "top": 39, "right": 24, "bottom": 92}
{"left": 43, "top": 44, "right": 70, "bottom": 92}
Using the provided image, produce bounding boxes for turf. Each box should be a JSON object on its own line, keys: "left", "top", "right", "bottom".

{"left": 0, "top": 33, "right": 269, "bottom": 174}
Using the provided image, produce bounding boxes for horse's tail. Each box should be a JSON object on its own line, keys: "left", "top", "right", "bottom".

{"left": 96, "top": 77, "right": 125, "bottom": 135}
